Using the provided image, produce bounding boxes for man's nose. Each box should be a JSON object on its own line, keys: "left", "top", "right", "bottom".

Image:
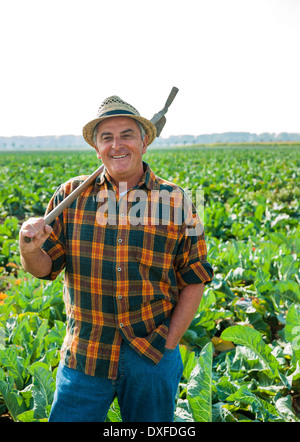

{"left": 112, "top": 137, "right": 122, "bottom": 149}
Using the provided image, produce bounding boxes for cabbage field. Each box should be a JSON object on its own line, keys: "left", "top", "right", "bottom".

{"left": 0, "top": 143, "right": 299, "bottom": 422}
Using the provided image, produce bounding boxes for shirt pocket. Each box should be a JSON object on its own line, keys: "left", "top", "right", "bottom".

{"left": 131, "top": 223, "right": 179, "bottom": 268}
{"left": 128, "top": 224, "right": 180, "bottom": 305}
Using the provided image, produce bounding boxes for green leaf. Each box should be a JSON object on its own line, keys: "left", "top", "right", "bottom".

{"left": 28, "top": 362, "right": 55, "bottom": 419}
{"left": 174, "top": 399, "right": 195, "bottom": 422}
{"left": 287, "top": 361, "right": 300, "bottom": 386}
{"left": 196, "top": 308, "right": 233, "bottom": 330}
{"left": 255, "top": 267, "right": 273, "bottom": 293}
{"left": 1, "top": 391, "right": 27, "bottom": 421}
{"left": 220, "top": 325, "right": 279, "bottom": 375}
{"left": 226, "top": 385, "right": 282, "bottom": 421}
{"left": 186, "top": 342, "right": 213, "bottom": 422}
{"left": 273, "top": 280, "right": 300, "bottom": 304}
{"left": 285, "top": 304, "right": 300, "bottom": 362}
{"left": 0, "top": 347, "right": 25, "bottom": 390}
{"left": 17, "top": 410, "right": 48, "bottom": 422}
{"left": 254, "top": 204, "right": 265, "bottom": 222}
{"left": 17, "top": 410, "right": 36, "bottom": 422}
{"left": 275, "top": 395, "right": 299, "bottom": 422}
{"left": 106, "top": 397, "right": 122, "bottom": 422}
{"left": 198, "top": 288, "right": 216, "bottom": 310}
{"left": 210, "top": 277, "right": 235, "bottom": 300}
{"left": 11, "top": 317, "right": 31, "bottom": 348}
{"left": 0, "top": 379, "right": 27, "bottom": 421}
{"left": 30, "top": 319, "right": 48, "bottom": 363}
{"left": 277, "top": 255, "right": 297, "bottom": 280}
{"left": 212, "top": 401, "right": 238, "bottom": 422}
{"left": 215, "top": 376, "right": 238, "bottom": 401}
{"left": 45, "top": 320, "right": 66, "bottom": 347}
{"left": 225, "top": 267, "right": 256, "bottom": 284}
{"left": 180, "top": 345, "right": 198, "bottom": 380}
{"left": 231, "top": 346, "right": 267, "bottom": 372}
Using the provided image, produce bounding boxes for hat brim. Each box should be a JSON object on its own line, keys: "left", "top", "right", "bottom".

{"left": 82, "top": 114, "right": 157, "bottom": 148}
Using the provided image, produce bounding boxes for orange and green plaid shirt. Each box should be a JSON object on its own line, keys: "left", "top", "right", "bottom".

{"left": 41, "top": 162, "right": 213, "bottom": 379}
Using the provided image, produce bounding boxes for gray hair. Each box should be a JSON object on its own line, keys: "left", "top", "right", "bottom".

{"left": 93, "top": 119, "right": 146, "bottom": 147}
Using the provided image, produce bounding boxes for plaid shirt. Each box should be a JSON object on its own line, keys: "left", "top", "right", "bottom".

{"left": 41, "top": 162, "right": 213, "bottom": 379}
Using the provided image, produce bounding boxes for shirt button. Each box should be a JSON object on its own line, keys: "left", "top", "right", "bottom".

{"left": 118, "top": 238, "right": 122, "bottom": 243}
{"left": 120, "top": 213, "right": 125, "bottom": 218}
{"left": 117, "top": 267, "right": 122, "bottom": 272}
{"left": 120, "top": 323, "right": 123, "bottom": 328}
{"left": 118, "top": 295, "right": 122, "bottom": 300}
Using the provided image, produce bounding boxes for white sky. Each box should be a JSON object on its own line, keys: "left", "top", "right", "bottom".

{"left": 1, "top": 0, "right": 300, "bottom": 138}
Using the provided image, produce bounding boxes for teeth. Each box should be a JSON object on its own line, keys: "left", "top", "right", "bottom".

{"left": 112, "top": 154, "right": 127, "bottom": 159}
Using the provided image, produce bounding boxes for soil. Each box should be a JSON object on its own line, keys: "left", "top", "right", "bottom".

{"left": 0, "top": 412, "right": 14, "bottom": 422}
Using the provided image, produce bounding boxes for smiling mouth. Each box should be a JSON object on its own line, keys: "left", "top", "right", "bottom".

{"left": 111, "top": 154, "right": 128, "bottom": 159}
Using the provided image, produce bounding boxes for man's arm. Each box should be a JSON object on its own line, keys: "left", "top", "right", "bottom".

{"left": 165, "top": 283, "right": 205, "bottom": 349}
{"left": 19, "top": 217, "right": 53, "bottom": 278}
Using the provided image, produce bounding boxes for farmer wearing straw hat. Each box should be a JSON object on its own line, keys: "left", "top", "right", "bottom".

{"left": 19, "top": 95, "right": 213, "bottom": 422}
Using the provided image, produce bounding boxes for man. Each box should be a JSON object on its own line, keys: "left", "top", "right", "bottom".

{"left": 19, "top": 95, "right": 214, "bottom": 422}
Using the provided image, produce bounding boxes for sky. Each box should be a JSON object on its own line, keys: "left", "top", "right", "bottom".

{"left": 1, "top": 0, "right": 300, "bottom": 138}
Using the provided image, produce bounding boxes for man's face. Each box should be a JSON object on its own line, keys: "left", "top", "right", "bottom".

{"left": 94, "top": 117, "right": 148, "bottom": 187}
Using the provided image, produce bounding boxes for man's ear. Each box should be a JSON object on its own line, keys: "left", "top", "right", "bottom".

{"left": 94, "top": 143, "right": 102, "bottom": 160}
{"left": 142, "top": 135, "right": 148, "bottom": 154}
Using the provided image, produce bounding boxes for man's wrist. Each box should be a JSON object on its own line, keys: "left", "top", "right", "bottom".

{"left": 165, "top": 338, "right": 179, "bottom": 350}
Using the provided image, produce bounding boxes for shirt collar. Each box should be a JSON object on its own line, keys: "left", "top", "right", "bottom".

{"left": 138, "top": 162, "right": 158, "bottom": 191}
{"left": 96, "top": 161, "right": 159, "bottom": 191}
{"left": 96, "top": 166, "right": 110, "bottom": 186}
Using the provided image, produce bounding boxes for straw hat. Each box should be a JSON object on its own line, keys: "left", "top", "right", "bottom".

{"left": 82, "top": 95, "right": 157, "bottom": 147}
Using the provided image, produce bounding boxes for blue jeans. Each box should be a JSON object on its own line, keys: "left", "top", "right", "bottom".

{"left": 49, "top": 340, "right": 183, "bottom": 422}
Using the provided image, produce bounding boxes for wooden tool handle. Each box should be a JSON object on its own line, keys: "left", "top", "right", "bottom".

{"left": 24, "top": 164, "right": 104, "bottom": 243}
